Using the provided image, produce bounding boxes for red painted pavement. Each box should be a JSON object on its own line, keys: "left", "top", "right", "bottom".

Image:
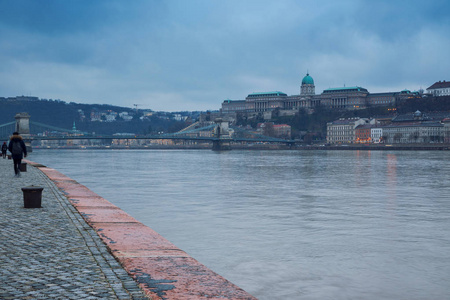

{"left": 25, "top": 160, "right": 257, "bottom": 300}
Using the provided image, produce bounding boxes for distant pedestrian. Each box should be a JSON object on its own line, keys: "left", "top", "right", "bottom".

{"left": 8, "top": 132, "right": 27, "bottom": 177}
{"left": 1, "top": 142, "right": 7, "bottom": 158}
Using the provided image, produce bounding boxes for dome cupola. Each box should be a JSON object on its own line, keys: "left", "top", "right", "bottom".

{"left": 300, "top": 72, "right": 315, "bottom": 95}
{"left": 302, "top": 73, "right": 314, "bottom": 85}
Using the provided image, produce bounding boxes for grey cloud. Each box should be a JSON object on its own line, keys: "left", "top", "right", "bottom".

{"left": 0, "top": 0, "right": 449, "bottom": 111}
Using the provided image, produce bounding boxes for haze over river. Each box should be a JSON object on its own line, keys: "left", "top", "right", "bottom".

{"left": 30, "top": 149, "right": 450, "bottom": 300}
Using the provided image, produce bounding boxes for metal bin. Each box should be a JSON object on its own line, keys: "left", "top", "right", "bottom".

{"left": 22, "top": 186, "right": 44, "bottom": 208}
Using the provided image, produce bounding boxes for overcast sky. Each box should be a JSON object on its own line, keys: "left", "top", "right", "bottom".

{"left": 1, "top": 0, "right": 449, "bottom": 112}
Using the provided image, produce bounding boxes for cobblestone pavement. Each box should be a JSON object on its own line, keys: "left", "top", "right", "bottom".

{"left": 0, "top": 158, "right": 149, "bottom": 300}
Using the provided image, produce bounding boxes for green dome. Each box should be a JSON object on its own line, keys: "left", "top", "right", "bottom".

{"left": 302, "top": 73, "right": 314, "bottom": 85}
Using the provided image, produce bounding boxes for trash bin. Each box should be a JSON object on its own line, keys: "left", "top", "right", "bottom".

{"left": 19, "top": 162, "right": 27, "bottom": 172}
{"left": 22, "top": 186, "right": 44, "bottom": 208}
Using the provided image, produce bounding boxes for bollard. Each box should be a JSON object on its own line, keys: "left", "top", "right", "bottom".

{"left": 8, "top": 155, "right": 11, "bottom": 160}
{"left": 21, "top": 186, "right": 44, "bottom": 208}
{"left": 19, "top": 162, "right": 27, "bottom": 172}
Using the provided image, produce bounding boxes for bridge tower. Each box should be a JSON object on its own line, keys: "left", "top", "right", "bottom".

{"left": 212, "top": 118, "right": 232, "bottom": 151}
{"left": 14, "top": 112, "right": 32, "bottom": 153}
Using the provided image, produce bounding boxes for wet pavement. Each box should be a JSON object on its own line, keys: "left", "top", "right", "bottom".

{"left": 0, "top": 158, "right": 148, "bottom": 300}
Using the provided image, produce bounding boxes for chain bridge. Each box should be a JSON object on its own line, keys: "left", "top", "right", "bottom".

{"left": 0, "top": 113, "right": 296, "bottom": 151}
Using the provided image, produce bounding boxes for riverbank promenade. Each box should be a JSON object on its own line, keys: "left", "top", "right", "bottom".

{"left": 0, "top": 158, "right": 256, "bottom": 300}
{"left": 0, "top": 158, "right": 148, "bottom": 299}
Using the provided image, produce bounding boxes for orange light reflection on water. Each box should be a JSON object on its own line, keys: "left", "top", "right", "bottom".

{"left": 386, "top": 154, "right": 398, "bottom": 212}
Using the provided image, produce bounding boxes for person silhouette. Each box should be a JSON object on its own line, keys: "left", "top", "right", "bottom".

{"left": 8, "top": 132, "right": 27, "bottom": 177}
{"left": 1, "top": 142, "right": 7, "bottom": 158}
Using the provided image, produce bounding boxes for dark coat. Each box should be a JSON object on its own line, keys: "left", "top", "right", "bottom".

{"left": 8, "top": 135, "right": 27, "bottom": 159}
{"left": 1, "top": 143, "right": 7, "bottom": 153}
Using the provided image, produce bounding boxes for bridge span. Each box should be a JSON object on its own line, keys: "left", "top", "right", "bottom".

{"left": 0, "top": 113, "right": 297, "bottom": 151}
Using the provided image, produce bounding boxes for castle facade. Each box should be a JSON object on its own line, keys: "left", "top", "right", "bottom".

{"left": 221, "top": 73, "right": 420, "bottom": 115}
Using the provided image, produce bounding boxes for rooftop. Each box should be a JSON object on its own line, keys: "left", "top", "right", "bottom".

{"left": 323, "top": 86, "right": 369, "bottom": 94}
{"left": 247, "top": 91, "right": 287, "bottom": 98}
{"left": 328, "top": 118, "right": 365, "bottom": 125}
{"left": 223, "top": 99, "right": 245, "bottom": 103}
{"left": 355, "top": 124, "right": 374, "bottom": 129}
{"left": 384, "top": 122, "right": 444, "bottom": 128}
{"left": 392, "top": 111, "right": 450, "bottom": 122}
{"left": 367, "top": 92, "right": 397, "bottom": 97}
{"left": 427, "top": 80, "right": 450, "bottom": 90}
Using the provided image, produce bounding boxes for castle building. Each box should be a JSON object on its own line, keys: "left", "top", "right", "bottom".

{"left": 221, "top": 72, "right": 420, "bottom": 115}
{"left": 245, "top": 91, "right": 288, "bottom": 112}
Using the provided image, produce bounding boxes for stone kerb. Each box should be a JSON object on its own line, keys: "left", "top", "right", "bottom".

{"left": 25, "top": 160, "right": 256, "bottom": 300}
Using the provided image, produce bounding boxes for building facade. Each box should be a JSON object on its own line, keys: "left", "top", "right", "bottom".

{"left": 326, "top": 118, "right": 370, "bottom": 144}
{"left": 221, "top": 72, "right": 422, "bottom": 115}
{"left": 256, "top": 122, "right": 292, "bottom": 138}
{"left": 326, "top": 112, "right": 449, "bottom": 144}
{"left": 221, "top": 100, "right": 246, "bottom": 114}
{"left": 426, "top": 81, "right": 450, "bottom": 96}
{"left": 443, "top": 119, "right": 450, "bottom": 143}
{"left": 355, "top": 125, "right": 372, "bottom": 143}
{"left": 371, "top": 127, "right": 383, "bottom": 143}
{"left": 382, "top": 122, "right": 444, "bottom": 144}
{"left": 273, "top": 124, "right": 291, "bottom": 138}
{"left": 246, "top": 92, "right": 288, "bottom": 112}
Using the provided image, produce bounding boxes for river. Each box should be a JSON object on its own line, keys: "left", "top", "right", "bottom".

{"left": 29, "top": 149, "right": 450, "bottom": 300}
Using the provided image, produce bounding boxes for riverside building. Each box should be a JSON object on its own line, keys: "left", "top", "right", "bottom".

{"left": 221, "top": 72, "right": 421, "bottom": 116}
{"left": 382, "top": 122, "right": 444, "bottom": 144}
{"left": 326, "top": 118, "right": 373, "bottom": 144}
{"left": 327, "top": 111, "right": 450, "bottom": 144}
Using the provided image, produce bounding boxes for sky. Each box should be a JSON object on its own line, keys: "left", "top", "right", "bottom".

{"left": 0, "top": 0, "right": 449, "bottom": 112}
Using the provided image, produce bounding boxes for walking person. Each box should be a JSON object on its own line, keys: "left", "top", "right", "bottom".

{"left": 1, "top": 142, "right": 7, "bottom": 158}
{"left": 8, "top": 132, "right": 27, "bottom": 177}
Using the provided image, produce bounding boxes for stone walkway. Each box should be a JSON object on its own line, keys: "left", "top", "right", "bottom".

{"left": 0, "top": 158, "right": 149, "bottom": 300}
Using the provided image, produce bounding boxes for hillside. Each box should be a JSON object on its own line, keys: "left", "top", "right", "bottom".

{"left": 0, "top": 96, "right": 192, "bottom": 135}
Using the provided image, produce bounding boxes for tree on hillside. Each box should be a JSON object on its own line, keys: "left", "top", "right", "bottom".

{"left": 262, "top": 122, "right": 275, "bottom": 137}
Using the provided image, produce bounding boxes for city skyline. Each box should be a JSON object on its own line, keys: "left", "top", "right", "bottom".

{"left": 0, "top": 0, "right": 449, "bottom": 112}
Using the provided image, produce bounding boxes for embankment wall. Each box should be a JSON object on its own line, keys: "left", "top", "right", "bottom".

{"left": 26, "top": 160, "right": 256, "bottom": 300}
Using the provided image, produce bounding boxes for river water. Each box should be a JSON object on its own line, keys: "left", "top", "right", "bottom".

{"left": 30, "top": 149, "right": 450, "bottom": 300}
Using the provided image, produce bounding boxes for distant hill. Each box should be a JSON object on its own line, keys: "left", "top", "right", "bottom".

{"left": 0, "top": 96, "right": 192, "bottom": 135}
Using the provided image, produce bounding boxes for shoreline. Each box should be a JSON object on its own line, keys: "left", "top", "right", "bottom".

{"left": 31, "top": 144, "right": 450, "bottom": 151}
